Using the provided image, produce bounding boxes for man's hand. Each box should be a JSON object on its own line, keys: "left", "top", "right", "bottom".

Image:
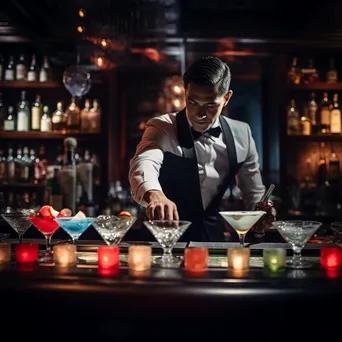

{"left": 145, "top": 190, "right": 179, "bottom": 220}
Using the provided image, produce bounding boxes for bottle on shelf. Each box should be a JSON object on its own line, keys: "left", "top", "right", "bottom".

{"left": 16, "top": 54, "right": 27, "bottom": 81}
{"left": 51, "top": 101, "right": 67, "bottom": 132}
{"left": 4, "top": 56, "right": 14, "bottom": 81}
{"left": 31, "top": 95, "right": 42, "bottom": 131}
{"left": 39, "top": 56, "right": 50, "bottom": 82}
{"left": 21, "top": 147, "right": 31, "bottom": 182}
{"left": 301, "top": 59, "right": 319, "bottom": 84}
{"left": 66, "top": 96, "right": 81, "bottom": 132}
{"left": 80, "top": 99, "right": 91, "bottom": 132}
{"left": 3, "top": 106, "right": 15, "bottom": 131}
{"left": 49, "top": 168, "right": 63, "bottom": 211}
{"left": 329, "top": 144, "right": 340, "bottom": 185}
{"left": 287, "top": 57, "right": 302, "bottom": 84}
{"left": 27, "top": 54, "right": 37, "bottom": 82}
{"left": 327, "top": 57, "right": 338, "bottom": 83}
{"left": 89, "top": 98, "right": 101, "bottom": 133}
{"left": 0, "top": 92, "right": 4, "bottom": 130}
{"left": 319, "top": 92, "right": 331, "bottom": 134}
{"left": 330, "top": 93, "right": 341, "bottom": 134}
{"left": 0, "top": 149, "right": 5, "bottom": 182}
{"left": 17, "top": 90, "right": 30, "bottom": 132}
{"left": 6, "top": 147, "right": 15, "bottom": 182}
{"left": 0, "top": 53, "right": 3, "bottom": 81}
{"left": 287, "top": 99, "right": 300, "bottom": 135}
{"left": 307, "top": 92, "right": 318, "bottom": 135}
{"left": 300, "top": 108, "right": 311, "bottom": 136}
{"left": 40, "top": 105, "right": 52, "bottom": 132}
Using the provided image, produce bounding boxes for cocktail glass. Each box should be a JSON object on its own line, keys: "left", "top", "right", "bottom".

{"left": 55, "top": 217, "right": 93, "bottom": 244}
{"left": 273, "top": 220, "right": 322, "bottom": 269}
{"left": 92, "top": 215, "right": 137, "bottom": 245}
{"left": 219, "top": 211, "right": 266, "bottom": 247}
{"left": 1, "top": 209, "right": 34, "bottom": 243}
{"left": 331, "top": 222, "right": 342, "bottom": 244}
{"left": 28, "top": 213, "right": 60, "bottom": 262}
{"left": 143, "top": 220, "right": 191, "bottom": 267}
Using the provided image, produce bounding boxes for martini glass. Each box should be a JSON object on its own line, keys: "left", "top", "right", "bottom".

{"left": 1, "top": 209, "right": 34, "bottom": 243}
{"left": 219, "top": 211, "right": 266, "bottom": 247}
{"left": 28, "top": 213, "right": 60, "bottom": 262}
{"left": 143, "top": 220, "right": 191, "bottom": 267}
{"left": 55, "top": 217, "right": 93, "bottom": 244}
{"left": 92, "top": 215, "right": 137, "bottom": 245}
{"left": 273, "top": 220, "right": 322, "bottom": 269}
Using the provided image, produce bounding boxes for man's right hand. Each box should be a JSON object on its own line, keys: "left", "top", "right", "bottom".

{"left": 145, "top": 190, "right": 179, "bottom": 221}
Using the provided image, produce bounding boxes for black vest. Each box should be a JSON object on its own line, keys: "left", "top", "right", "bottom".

{"left": 159, "top": 109, "right": 241, "bottom": 242}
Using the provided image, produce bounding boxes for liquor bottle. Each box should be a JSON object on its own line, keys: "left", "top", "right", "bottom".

{"left": 287, "top": 57, "right": 301, "bottom": 84}
{"left": 6, "top": 147, "right": 15, "bottom": 182}
{"left": 317, "top": 142, "right": 328, "bottom": 187}
{"left": 287, "top": 99, "right": 300, "bottom": 135}
{"left": 21, "top": 147, "right": 31, "bottom": 182}
{"left": 3, "top": 106, "right": 15, "bottom": 131}
{"left": 51, "top": 102, "right": 67, "bottom": 132}
{"left": 89, "top": 99, "right": 101, "bottom": 133}
{"left": 31, "top": 95, "right": 42, "bottom": 131}
{"left": 39, "top": 56, "right": 50, "bottom": 82}
{"left": 330, "top": 93, "right": 341, "bottom": 134}
{"left": 319, "top": 92, "right": 331, "bottom": 134}
{"left": 40, "top": 105, "right": 52, "bottom": 132}
{"left": 0, "top": 53, "right": 3, "bottom": 81}
{"left": 27, "top": 54, "right": 37, "bottom": 82}
{"left": 329, "top": 144, "right": 340, "bottom": 185}
{"left": 300, "top": 108, "right": 311, "bottom": 136}
{"left": 4, "top": 56, "right": 14, "bottom": 81}
{"left": 66, "top": 97, "right": 80, "bottom": 131}
{"left": 80, "top": 99, "right": 91, "bottom": 132}
{"left": 307, "top": 92, "right": 318, "bottom": 134}
{"left": 14, "top": 147, "right": 23, "bottom": 181}
{"left": 0, "top": 149, "right": 5, "bottom": 183}
{"left": 0, "top": 92, "right": 4, "bottom": 130}
{"left": 327, "top": 57, "right": 338, "bottom": 83}
{"left": 15, "top": 54, "right": 27, "bottom": 81}
{"left": 301, "top": 59, "right": 319, "bottom": 84}
{"left": 49, "top": 168, "right": 63, "bottom": 211}
{"left": 17, "top": 90, "right": 30, "bottom": 132}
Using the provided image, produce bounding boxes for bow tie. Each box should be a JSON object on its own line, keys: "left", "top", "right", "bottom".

{"left": 191, "top": 126, "right": 222, "bottom": 140}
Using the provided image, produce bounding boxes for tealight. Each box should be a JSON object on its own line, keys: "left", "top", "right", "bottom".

{"left": 0, "top": 242, "right": 11, "bottom": 264}
{"left": 97, "top": 246, "right": 120, "bottom": 269}
{"left": 128, "top": 245, "right": 152, "bottom": 271}
{"left": 227, "top": 248, "right": 250, "bottom": 270}
{"left": 184, "top": 247, "right": 208, "bottom": 272}
{"left": 53, "top": 244, "right": 77, "bottom": 267}
{"left": 320, "top": 247, "right": 342, "bottom": 270}
{"left": 263, "top": 248, "right": 286, "bottom": 272}
{"left": 15, "top": 243, "right": 39, "bottom": 264}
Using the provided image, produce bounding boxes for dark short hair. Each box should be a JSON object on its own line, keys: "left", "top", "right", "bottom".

{"left": 183, "top": 56, "right": 231, "bottom": 96}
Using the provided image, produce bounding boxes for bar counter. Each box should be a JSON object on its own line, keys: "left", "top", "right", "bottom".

{"left": 0, "top": 239, "right": 340, "bottom": 340}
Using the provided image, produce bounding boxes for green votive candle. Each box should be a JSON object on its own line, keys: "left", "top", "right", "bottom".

{"left": 263, "top": 248, "right": 286, "bottom": 271}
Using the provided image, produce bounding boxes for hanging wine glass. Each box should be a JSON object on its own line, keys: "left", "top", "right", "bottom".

{"left": 63, "top": 64, "right": 91, "bottom": 97}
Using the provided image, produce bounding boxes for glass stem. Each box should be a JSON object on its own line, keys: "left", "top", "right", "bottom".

{"left": 18, "top": 234, "right": 23, "bottom": 244}
{"left": 163, "top": 247, "right": 172, "bottom": 259}
{"left": 45, "top": 236, "right": 52, "bottom": 253}
{"left": 293, "top": 249, "right": 302, "bottom": 265}
{"left": 238, "top": 234, "right": 245, "bottom": 248}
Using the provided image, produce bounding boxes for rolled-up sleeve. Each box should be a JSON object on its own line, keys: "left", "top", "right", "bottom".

{"left": 235, "top": 124, "right": 265, "bottom": 210}
{"left": 129, "top": 120, "right": 165, "bottom": 207}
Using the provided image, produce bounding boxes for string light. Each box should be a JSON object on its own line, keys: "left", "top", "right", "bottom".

{"left": 96, "top": 57, "right": 104, "bottom": 67}
{"left": 77, "top": 26, "right": 84, "bottom": 33}
{"left": 78, "top": 9, "right": 85, "bottom": 17}
{"left": 101, "top": 39, "right": 107, "bottom": 47}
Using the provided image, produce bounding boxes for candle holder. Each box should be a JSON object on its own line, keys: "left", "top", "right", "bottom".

{"left": 0, "top": 242, "right": 11, "bottom": 265}
{"left": 320, "top": 247, "right": 342, "bottom": 270}
{"left": 128, "top": 245, "right": 152, "bottom": 271}
{"left": 227, "top": 248, "right": 250, "bottom": 270}
{"left": 53, "top": 244, "right": 77, "bottom": 267}
{"left": 97, "top": 246, "right": 120, "bottom": 269}
{"left": 184, "top": 247, "right": 208, "bottom": 273}
{"left": 263, "top": 248, "right": 286, "bottom": 272}
{"left": 15, "top": 243, "right": 39, "bottom": 264}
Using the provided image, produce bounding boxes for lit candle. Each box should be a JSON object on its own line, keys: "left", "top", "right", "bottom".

{"left": 128, "top": 245, "right": 152, "bottom": 271}
{"left": 320, "top": 247, "right": 342, "bottom": 270}
{"left": 0, "top": 242, "right": 11, "bottom": 264}
{"left": 263, "top": 248, "right": 286, "bottom": 272}
{"left": 184, "top": 247, "right": 208, "bottom": 273}
{"left": 97, "top": 246, "right": 120, "bottom": 269}
{"left": 53, "top": 244, "right": 77, "bottom": 267}
{"left": 15, "top": 243, "right": 39, "bottom": 264}
{"left": 227, "top": 248, "right": 250, "bottom": 270}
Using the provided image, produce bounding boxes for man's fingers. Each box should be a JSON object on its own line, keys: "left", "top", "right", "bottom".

{"left": 173, "top": 206, "right": 179, "bottom": 221}
{"left": 156, "top": 205, "right": 165, "bottom": 220}
{"left": 165, "top": 205, "right": 173, "bottom": 220}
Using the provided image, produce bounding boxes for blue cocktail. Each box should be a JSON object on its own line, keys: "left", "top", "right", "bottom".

{"left": 55, "top": 217, "right": 93, "bottom": 244}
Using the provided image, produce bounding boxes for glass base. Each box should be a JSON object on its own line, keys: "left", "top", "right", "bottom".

{"left": 153, "top": 255, "right": 182, "bottom": 268}
{"left": 39, "top": 251, "right": 53, "bottom": 263}
{"left": 285, "top": 258, "right": 313, "bottom": 269}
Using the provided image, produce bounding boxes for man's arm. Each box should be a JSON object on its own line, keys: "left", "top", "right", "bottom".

{"left": 235, "top": 124, "right": 265, "bottom": 210}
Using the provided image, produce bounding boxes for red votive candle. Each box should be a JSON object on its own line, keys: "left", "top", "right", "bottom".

{"left": 320, "top": 248, "right": 342, "bottom": 270}
{"left": 184, "top": 247, "right": 209, "bottom": 272}
{"left": 97, "top": 246, "right": 120, "bottom": 269}
{"left": 15, "top": 243, "right": 39, "bottom": 264}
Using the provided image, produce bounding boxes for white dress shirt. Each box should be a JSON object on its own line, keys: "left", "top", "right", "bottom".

{"left": 129, "top": 112, "right": 265, "bottom": 210}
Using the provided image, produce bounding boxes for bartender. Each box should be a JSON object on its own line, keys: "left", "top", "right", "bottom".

{"left": 129, "top": 56, "right": 274, "bottom": 242}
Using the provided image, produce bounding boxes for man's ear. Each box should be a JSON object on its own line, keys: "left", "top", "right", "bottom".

{"left": 223, "top": 90, "right": 233, "bottom": 106}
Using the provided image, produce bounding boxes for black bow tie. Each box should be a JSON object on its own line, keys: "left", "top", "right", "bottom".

{"left": 191, "top": 126, "right": 222, "bottom": 140}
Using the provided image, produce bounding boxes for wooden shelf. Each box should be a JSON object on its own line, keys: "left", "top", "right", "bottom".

{"left": 288, "top": 82, "right": 342, "bottom": 90}
{"left": 0, "top": 131, "right": 101, "bottom": 141}
{"left": 0, "top": 81, "right": 62, "bottom": 88}
{"left": 287, "top": 134, "right": 342, "bottom": 142}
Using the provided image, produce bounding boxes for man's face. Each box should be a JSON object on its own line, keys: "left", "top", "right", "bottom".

{"left": 185, "top": 82, "right": 232, "bottom": 132}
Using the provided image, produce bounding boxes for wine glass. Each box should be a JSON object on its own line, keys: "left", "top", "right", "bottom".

{"left": 273, "top": 220, "right": 322, "bottom": 269}
{"left": 143, "top": 220, "right": 191, "bottom": 267}
{"left": 219, "top": 211, "right": 266, "bottom": 247}
{"left": 55, "top": 217, "right": 93, "bottom": 244}
{"left": 92, "top": 215, "right": 137, "bottom": 245}
{"left": 1, "top": 209, "right": 34, "bottom": 243}
{"left": 331, "top": 222, "right": 342, "bottom": 244}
